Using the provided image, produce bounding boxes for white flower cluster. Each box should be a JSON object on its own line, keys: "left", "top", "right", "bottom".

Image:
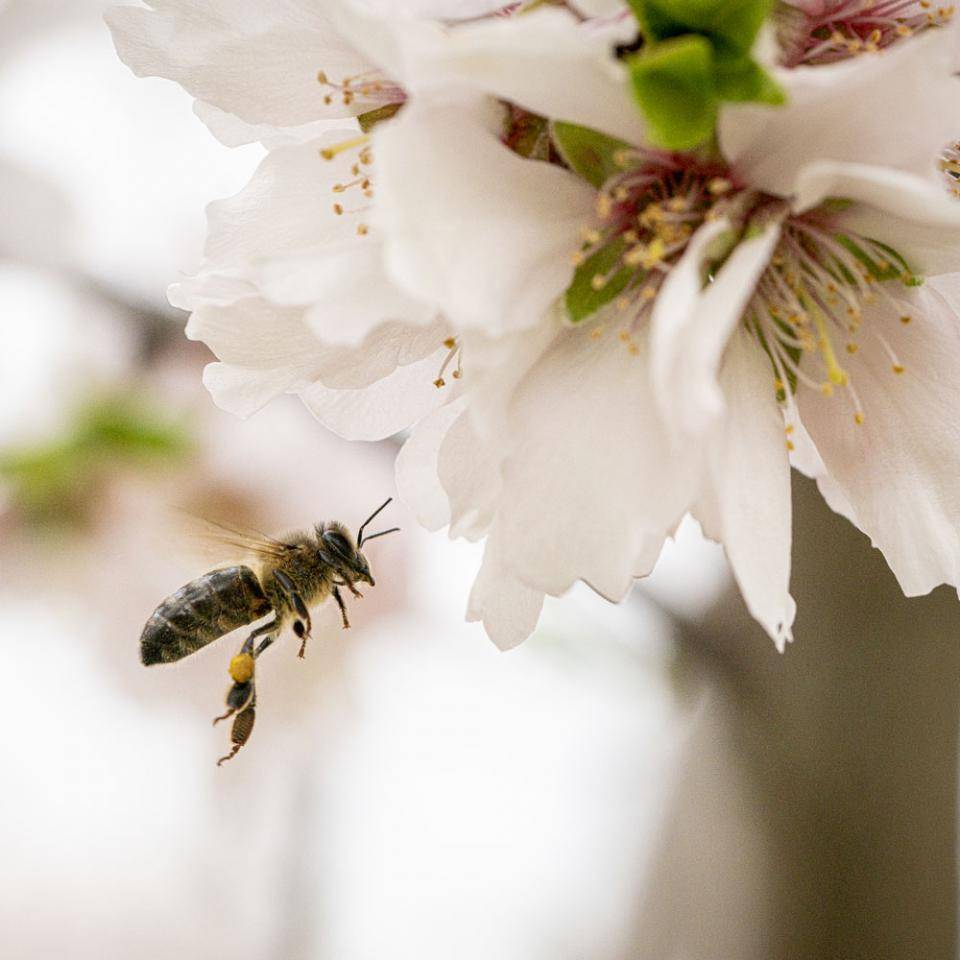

{"left": 109, "top": 0, "right": 960, "bottom": 649}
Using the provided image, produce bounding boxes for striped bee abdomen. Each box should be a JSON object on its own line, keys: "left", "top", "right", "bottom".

{"left": 140, "top": 565, "right": 272, "bottom": 666}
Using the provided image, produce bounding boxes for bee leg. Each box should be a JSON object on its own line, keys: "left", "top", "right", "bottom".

{"left": 214, "top": 679, "right": 254, "bottom": 726}
{"left": 332, "top": 585, "right": 351, "bottom": 630}
{"left": 217, "top": 705, "right": 256, "bottom": 766}
{"left": 343, "top": 580, "right": 363, "bottom": 600}
{"left": 274, "top": 571, "right": 312, "bottom": 656}
{"left": 292, "top": 619, "right": 310, "bottom": 659}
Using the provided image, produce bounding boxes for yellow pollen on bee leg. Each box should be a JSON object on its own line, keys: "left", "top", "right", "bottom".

{"left": 229, "top": 652, "right": 255, "bottom": 684}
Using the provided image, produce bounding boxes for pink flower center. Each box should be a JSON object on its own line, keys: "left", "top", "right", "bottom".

{"left": 777, "top": 0, "right": 955, "bottom": 66}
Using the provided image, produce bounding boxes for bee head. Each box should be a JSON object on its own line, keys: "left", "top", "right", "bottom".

{"left": 317, "top": 499, "right": 398, "bottom": 587}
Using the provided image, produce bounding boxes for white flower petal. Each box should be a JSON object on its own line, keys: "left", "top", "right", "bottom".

{"left": 401, "top": 7, "right": 644, "bottom": 145}
{"left": 794, "top": 161, "right": 960, "bottom": 275}
{"left": 467, "top": 531, "right": 546, "bottom": 651}
{"left": 300, "top": 347, "right": 444, "bottom": 441}
{"left": 255, "top": 240, "right": 437, "bottom": 346}
{"left": 798, "top": 282, "right": 960, "bottom": 596}
{"left": 695, "top": 334, "right": 796, "bottom": 649}
{"left": 187, "top": 292, "right": 447, "bottom": 431}
{"left": 200, "top": 361, "right": 301, "bottom": 419}
{"left": 106, "top": 0, "right": 384, "bottom": 125}
{"left": 787, "top": 416, "right": 860, "bottom": 527}
{"left": 193, "top": 100, "right": 353, "bottom": 148}
{"left": 374, "top": 99, "right": 595, "bottom": 335}
{"left": 650, "top": 217, "right": 781, "bottom": 439}
{"left": 203, "top": 134, "right": 358, "bottom": 267}
{"left": 492, "top": 325, "right": 696, "bottom": 600}
{"left": 395, "top": 397, "right": 467, "bottom": 531}
{"left": 720, "top": 23, "right": 960, "bottom": 196}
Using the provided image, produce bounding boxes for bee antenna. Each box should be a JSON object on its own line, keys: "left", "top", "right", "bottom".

{"left": 359, "top": 526, "right": 400, "bottom": 544}
{"left": 357, "top": 497, "right": 393, "bottom": 546}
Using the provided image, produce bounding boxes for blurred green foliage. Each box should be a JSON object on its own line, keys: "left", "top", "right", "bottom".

{"left": 0, "top": 392, "right": 191, "bottom": 525}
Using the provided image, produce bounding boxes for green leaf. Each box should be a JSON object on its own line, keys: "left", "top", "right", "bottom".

{"left": 715, "top": 54, "right": 784, "bottom": 104}
{"left": 626, "top": 34, "right": 718, "bottom": 151}
{"left": 565, "top": 237, "right": 635, "bottom": 324}
{"left": 627, "top": 0, "right": 774, "bottom": 56}
{"left": 551, "top": 121, "right": 633, "bottom": 188}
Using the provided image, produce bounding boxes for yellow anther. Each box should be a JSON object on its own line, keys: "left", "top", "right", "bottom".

{"left": 433, "top": 378, "right": 446, "bottom": 389}
{"left": 590, "top": 274, "right": 607, "bottom": 291}
{"left": 596, "top": 194, "right": 613, "bottom": 219}
{"left": 229, "top": 652, "right": 255, "bottom": 684}
{"left": 320, "top": 134, "right": 371, "bottom": 161}
{"left": 900, "top": 315, "right": 912, "bottom": 325}
{"left": 854, "top": 412, "right": 865, "bottom": 425}
{"left": 356, "top": 224, "right": 369, "bottom": 236}
{"left": 786, "top": 440, "right": 795, "bottom": 452}
{"left": 892, "top": 363, "right": 905, "bottom": 374}
{"left": 785, "top": 424, "right": 795, "bottom": 435}
{"left": 821, "top": 382, "right": 834, "bottom": 397}
{"left": 846, "top": 342, "right": 858, "bottom": 354}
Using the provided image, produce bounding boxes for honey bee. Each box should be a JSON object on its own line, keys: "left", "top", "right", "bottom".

{"left": 140, "top": 498, "right": 399, "bottom": 764}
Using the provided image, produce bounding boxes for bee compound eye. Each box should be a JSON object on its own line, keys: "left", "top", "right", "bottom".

{"left": 322, "top": 530, "right": 353, "bottom": 561}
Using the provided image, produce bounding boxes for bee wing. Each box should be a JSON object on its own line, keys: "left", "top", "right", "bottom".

{"left": 175, "top": 513, "right": 294, "bottom": 566}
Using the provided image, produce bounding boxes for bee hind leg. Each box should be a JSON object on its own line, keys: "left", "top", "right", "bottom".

{"left": 217, "top": 703, "right": 256, "bottom": 766}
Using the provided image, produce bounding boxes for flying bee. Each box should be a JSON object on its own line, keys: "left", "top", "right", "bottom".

{"left": 139, "top": 497, "right": 399, "bottom": 762}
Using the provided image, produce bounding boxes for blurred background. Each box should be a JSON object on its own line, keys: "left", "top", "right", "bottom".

{"left": 0, "top": 2, "right": 957, "bottom": 958}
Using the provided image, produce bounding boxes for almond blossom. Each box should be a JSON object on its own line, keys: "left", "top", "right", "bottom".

{"left": 360, "top": 2, "right": 960, "bottom": 645}
{"left": 109, "top": 0, "right": 960, "bottom": 649}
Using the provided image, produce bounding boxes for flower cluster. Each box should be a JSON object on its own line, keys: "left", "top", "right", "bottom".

{"left": 109, "top": 0, "right": 960, "bottom": 649}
